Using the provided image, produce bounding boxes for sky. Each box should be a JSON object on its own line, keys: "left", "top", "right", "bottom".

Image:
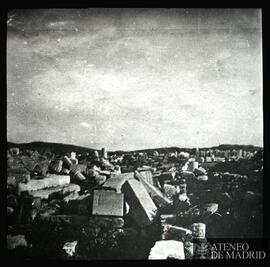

{"left": 7, "top": 8, "right": 263, "bottom": 151}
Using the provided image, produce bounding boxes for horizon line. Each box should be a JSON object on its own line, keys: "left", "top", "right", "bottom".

{"left": 7, "top": 140, "right": 263, "bottom": 152}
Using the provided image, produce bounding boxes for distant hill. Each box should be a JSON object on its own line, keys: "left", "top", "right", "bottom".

{"left": 204, "top": 144, "right": 262, "bottom": 152}
{"left": 7, "top": 141, "right": 96, "bottom": 155}
{"left": 7, "top": 141, "right": 262, "bottom": 156}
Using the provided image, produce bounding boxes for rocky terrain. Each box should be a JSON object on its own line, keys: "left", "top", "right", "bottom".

{"left": 6, "top": 143, "right": 263, "bottom": 260}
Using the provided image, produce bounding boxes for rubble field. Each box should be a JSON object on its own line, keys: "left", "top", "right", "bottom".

{"left": 6, "top": 146, "right": 263, "bottom": 260}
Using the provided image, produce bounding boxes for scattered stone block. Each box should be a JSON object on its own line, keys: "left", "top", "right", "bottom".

{"left": 137, "top": 166, "right": 154, "bottom": 172}
{"left": 92, "top": 190, "right": 124, "bottom": 217}
{"left": 162, "top": 224, "right": 192, "bottom": 240}
{"left": 122, "top": 179, "right": 157, "bottom": 227}
{"left": 62, "top": 168, "right": 70, "bottom": 174}
{"left": 63, "top": 156, "right": 72, "bottom": 167}
{"left": 194, "top": 167, "right": 207, "bottom": 176}
{"left": 196, "top": 175, "right": 208, "bottom": 181}
{"left": 113, "top": 165, "right": 121, "bottom": 174}
{"left": 7, "top": 234, "right": 28, "bottom": 250}
{"left": 190, "top": 223, "right": 206, "bottom": 239}
{"left": 70, "top": 158, "right": 78, "bottom": 165}
{"left": 182, "top": 171, "right": 195, "bottom": 179}
{"left": 61, "top": 184, "right": 81, "bottom": 196}
{"left": 137, "top": 170, "right": 154, "bottom": 185}
{"left": 62, "top": 191, "right": 80, "bottom": 203}
{"left": 33, "top": 161, "right": 50, "bottom": 176}
{"left": 188, "top": 161, "right": 199, "bottom": 172}
{"left": 135, "top": 171, "right": 171, "bottom": 208}
{"left": 200, "top": 203, "right": 218, "bottom": 218}
{"left": 62, "top": 241, "right": 77, "bottom": 257}
{"left": 27, "top": 184, "right": 80, "bottom": 200}
{"left": 184, "top": 241, "right": 194, "bottom": 259}
{"left": 178, "top": 194, "right": 189, "bottom": 202}
{"left": 17, "top": 175, "right": 70, "bottom": 195}
{"left": 102, "top": 173, "right": 134, "bottom": 193}
{"left": 21, "top": 156, "right": 37, "bottom": 171}
{"left": 110, "top": 172, "right": 134, "bottom": 179}
{"left": 148, "top": 240, "right": 185, "bottom": 259}
{"left": 95, "top": 175, "right": 107, "bottom": 185}
{"left": 70, "top": 164, "right": 87, "bottom": 174}
{"left": 160, "top": 214, "right": 177, "bottom": 226}
{"left": 86, "top": 168, "right": 99, "bottom": 178}
{"left": 49, "top": 160, "right": 63, "bottom": 173}
{"left": 163, "top": 184, "right": 179, "bottom": 199}
{"left": 72, "top": 170, "right": 86, "bottom": 181}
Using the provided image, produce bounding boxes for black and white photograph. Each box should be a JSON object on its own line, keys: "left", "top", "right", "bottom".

{"left": 6, "top": 8, "right": 265, "bottom": 260}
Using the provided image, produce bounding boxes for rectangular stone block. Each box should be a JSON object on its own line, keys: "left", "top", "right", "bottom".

{"left": 122, "top": 179, "right": 157, "bottom": 227}
{"left": 162, "top": 225, "right": 192, "bottom": 240}
{"left": 110, "top": 172, "right": 134, "bottom": 179}
{"left": 135, "top": 171, "right": 171, "bottom": 208}
{"left": 62, "top": 191, "right": 80, "bottom": 203}
{"left": 103, "top": 172, "right": 134, "bottom": 193}
{"left": 148, "top": 240, "right": 185, "bottom": 260}
{"left": 160, "top": 214, "right": 177, "bottom": 225}
{"left": 17, "top": 175, "right": 70, "bottom": 195}
{"left": 137, "top": 170, "right": 154, "bottom": 185}
{"left": 92, "top": 190, "right": 124, "bottom": 217}
{"left": 137, "top": 166, "right": 154, "bottom": 172}
{"left": 27, "top": 184, "right": 80, "bottom": 200}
